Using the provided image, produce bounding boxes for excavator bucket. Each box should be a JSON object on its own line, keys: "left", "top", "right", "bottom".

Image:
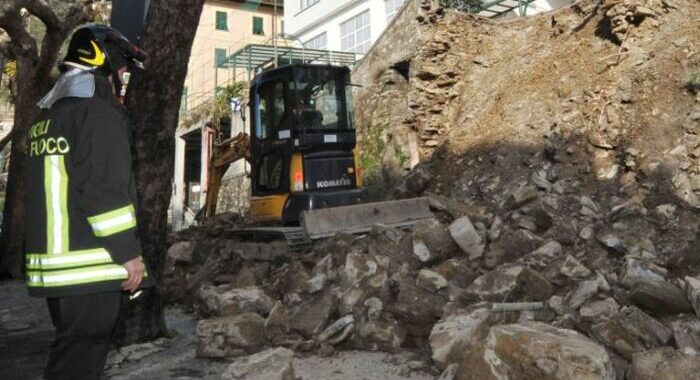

{"left": 301, "top": 197, "right": 434, "bottom": 239}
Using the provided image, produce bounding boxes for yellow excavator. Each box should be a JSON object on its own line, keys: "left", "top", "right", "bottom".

{"left": 203, "top": 64, "right": 431, "bottom": 243}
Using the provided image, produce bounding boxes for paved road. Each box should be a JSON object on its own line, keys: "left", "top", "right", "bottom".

{"left": 0, "top": 280, "right": 53, "bottom": 380}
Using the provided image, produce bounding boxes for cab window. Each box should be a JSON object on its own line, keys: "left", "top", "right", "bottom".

{"left": 255, "top": 80, "right": 286, "bottom": 140}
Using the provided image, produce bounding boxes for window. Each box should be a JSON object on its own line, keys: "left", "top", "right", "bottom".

{"left": 305, "top": 32, "right": 327, "bottom": 50}
{"left": 300, "top": 0, "right": 320, "bottom": 11}
{"left": 256, "top": 80, "right": 286, "bottom": 139}
{"left": 385, "top": 0, "right": 405, "bottom": 22}
{"left": 215, "top": 11, "right": 228, "bottom": 30}
{"left": 253, "top": 16, "right": 264, "bottom": 35}
{"left": 214, "top": 48, "right": 227, "bottom": 67}
{"left": 340, "top": 10, "right": 371, "bottom": 54}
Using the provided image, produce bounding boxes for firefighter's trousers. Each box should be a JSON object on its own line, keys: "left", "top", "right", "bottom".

{"left": 44, "top": 291, "right": 122, "bottom": 380}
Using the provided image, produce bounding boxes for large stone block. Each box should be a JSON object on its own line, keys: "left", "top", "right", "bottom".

{"left": 195, "top": 284, "right": 276, "bottom": 317}
{"left": 223, "top": 347, "right": 295, "bottom": 380}
{"left": 448, "top": 216, "right": 484, "bottom": 260}
{"left": 412, "top": 218, "right": 456, "bottom": 263}
{"left": 627, "top": 347, "right": 700, "bottom": 380}
{"left": 458, "top": 322, "right": 616, "bottom": 380}
{"left": 629, "top": 280, "right": 692, "bottom": 316}
{"left": 429, "top": 303, "right": 516, "bottom": 369}
{"left": 591, "top": 306, "right": 672, "bottom": 360}
{"left": 196, "top": 313, "right": 267, "bottom": 358}
{"left": 466, "top": 265, "right": 553, "bottom": 302}
{"left": 289, "top": 288, "right": 336, "bottom": 338}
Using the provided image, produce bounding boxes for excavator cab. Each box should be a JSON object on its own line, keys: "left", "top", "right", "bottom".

{"left": 249, "top": 64, "right": 367, "bottom": 223}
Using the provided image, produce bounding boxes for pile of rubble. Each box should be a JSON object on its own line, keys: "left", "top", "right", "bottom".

{"left": 165, "top": 181, "right": 700, "bottom": 379}
{"left": 161, "top": 0, "right": 700, "bottom": 378}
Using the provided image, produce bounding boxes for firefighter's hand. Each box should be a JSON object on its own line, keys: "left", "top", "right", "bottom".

{"left": 121, "top": 256, "right": 145, "bottom": 293}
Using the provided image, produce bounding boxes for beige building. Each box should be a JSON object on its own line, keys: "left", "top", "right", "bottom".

{"left": 173, "top": 0, "right": 284, "bottom": 229}
{"left": 184, "top": 0, "right": 284, "bottom": 111}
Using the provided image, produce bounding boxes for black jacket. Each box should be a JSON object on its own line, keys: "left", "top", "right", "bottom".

{"left": 24, "top": 74, "right": 143, "bottom": 297}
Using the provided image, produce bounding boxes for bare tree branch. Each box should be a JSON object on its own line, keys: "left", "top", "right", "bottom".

{"left": 0, "top": 1, "right": 37, "bottom": 58}
{"left": 22, "top": 0, "right": 62, "bottom": 32}
{"left": 23, "top": 1, "right": 95, "bottom": 87}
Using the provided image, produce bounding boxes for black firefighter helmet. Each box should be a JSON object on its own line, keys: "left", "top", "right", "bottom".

{"left": 63, "top": 24, "right": 147, "bottom": 93}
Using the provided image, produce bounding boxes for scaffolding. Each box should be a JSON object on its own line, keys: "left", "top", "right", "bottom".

{"left": 440, "top": 0, "right": 535, "bottom": 18}
{"left": 218, "top": 44, "right": 358, "bottom": 82}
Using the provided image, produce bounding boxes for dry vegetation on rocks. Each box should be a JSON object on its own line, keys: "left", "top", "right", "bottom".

{"left": 163, "top": 0, "right": 700, "bottom": 379}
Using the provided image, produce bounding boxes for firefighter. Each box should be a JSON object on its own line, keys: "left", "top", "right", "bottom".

{"left": 24, "top": 24, "right": 148, "bottom": 380}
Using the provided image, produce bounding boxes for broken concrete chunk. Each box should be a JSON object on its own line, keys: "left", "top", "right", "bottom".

{"left": 342, "top": 252, "right": 378, "bottom": 287}
{"left": 264, "top": 302, "right": 289, "bottom": 342}
{"left": 196, "top": 313, "right": 267, "bottom": 358}
{"left": 412, "top": 218, "right": 455, "bottom": 262}
{"left": 289, "top": 288, "right": 336, "bottom": 338}
{"left": 685, "top": 276, "right": 700, "bottom": 319}
{"left": 559, "top": 255, "right": 592, "bottom": 278}
{"left": 579, "top": 297, "right": 620, "bottom": 321}
{"left": 621, "top": 257, "right": 667, "bottom": 288}
{"left": 597, "top": 234, "right": 627, "bottom": 254}
{"left": 448, "top": 216, "right": 484, "bottom": 260}
{"left": 304, "top": 274, "right": 327, "bottom": 294}
{"left": 669, "top": 315, "right": 700, "bottom": 355}
{"left": 466, "top": 265, "right": 553, "bottom": 302}
{"left": 566, "top": 273, "right": 610, "bottom": 309}
{"left": 393, "top": 279, "right": 447, "bottom": 325}
{"left": 519, "top": 241, "right": 563, "bottom": 270}
{"left": 458, "top": 322, "right": 616, "bottom": 380}
{"left": 433, "top": 258, "right": 477, "bottom": 288}
{"left": 223, "top": 347, "right": 295, "bottom": 380}
{"left": 317, "top": 315, "right": 354, "bottom": 344}
{"left": 627, "top": 347, "right": 700, "bottom": 380}
{"left": 629, "top": 280, "right": 692, "bottom": 316}
{"left": 350, "top": 319, "right": 406, "bottom": 352}
{"left": 429, "top": 303, "right": 516, "bottom": 370}
{"left": 590, "top": 306, "right": 671, "bottom": 360}
{"left": 417, "top": 269, "right": 449, "bottom": 292}
{"left": 195, "top": 284, "right": 276, "bottom": 318}
{"left": 506, "top": 185, "right": 539, "bottom": 210}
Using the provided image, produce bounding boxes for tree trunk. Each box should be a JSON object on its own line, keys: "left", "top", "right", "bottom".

{"left": 0, "top": 48, "right": 57, "bottom": 279}
{"left": 0, "top": 0, "right": 94, "bottom": 278}
{"left": 112, "top": 0, "right": 205, "bottom": 344}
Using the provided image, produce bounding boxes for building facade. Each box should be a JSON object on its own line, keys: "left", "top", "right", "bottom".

{"left": 184, "top": 0, "right": 284, "bottom": 112}
{"left": 284, "top": 0, "right": 575, "bottom": 56}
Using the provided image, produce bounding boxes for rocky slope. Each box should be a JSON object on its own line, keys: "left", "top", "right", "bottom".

{"left": 163, "top": 1, "right": 700, "bottom": 379}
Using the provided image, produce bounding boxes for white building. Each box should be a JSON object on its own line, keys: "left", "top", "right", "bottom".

{"left": 284, "top": 0, "right": 575, "bottom": 56}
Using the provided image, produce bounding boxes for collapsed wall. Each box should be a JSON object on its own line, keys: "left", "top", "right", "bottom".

{"left": 353, "top": 0, "right": 700, "bottom": 198}
{"left": 164, "top": 1, "right": 700, "bottom": 379}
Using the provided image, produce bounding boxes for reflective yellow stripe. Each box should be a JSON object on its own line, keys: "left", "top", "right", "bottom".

{"left": 44, "top": 155, "right": 69, "bottom": 254}
{"left": 87, "top": 204, "right": 137, "bottom": 237}
{"left": 26, "top": 249, "right": 112, "bottom": 270}
{"left": 27, "top": 264, "right": 128, "bottom": 287}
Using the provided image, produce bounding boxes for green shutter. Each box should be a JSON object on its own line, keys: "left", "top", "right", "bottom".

{"left": 253, "top": 17, "right": 264, "bottom": 35}
{"left": 215, "top": 48, "right": 227, "bottom": 67}
{"left": 215, "top": 11, "right": 228, "bottom": 31}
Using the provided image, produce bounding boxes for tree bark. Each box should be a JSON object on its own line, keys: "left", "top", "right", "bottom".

{"left": 112, "top": 0, "right": 205, "bottom": 344}
{"left": 0, "top": 1, "right": 93, "bottom": 278}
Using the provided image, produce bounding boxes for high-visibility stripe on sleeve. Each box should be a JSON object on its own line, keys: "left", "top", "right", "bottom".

{"left": 27, "top": 264, "right": 129, "bottom": 287}
{"left": 26, "top": 249, "right": 113, "bottom": 270}
{"left": 87, "top": 204, "right": 137, "bottom": 237}
{"left": 45, "top": 155, "right": 69, "bottom": 254}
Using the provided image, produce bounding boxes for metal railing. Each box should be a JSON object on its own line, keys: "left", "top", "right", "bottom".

{"left": 439, "top": 0, "right": 535, "bottom": 18}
